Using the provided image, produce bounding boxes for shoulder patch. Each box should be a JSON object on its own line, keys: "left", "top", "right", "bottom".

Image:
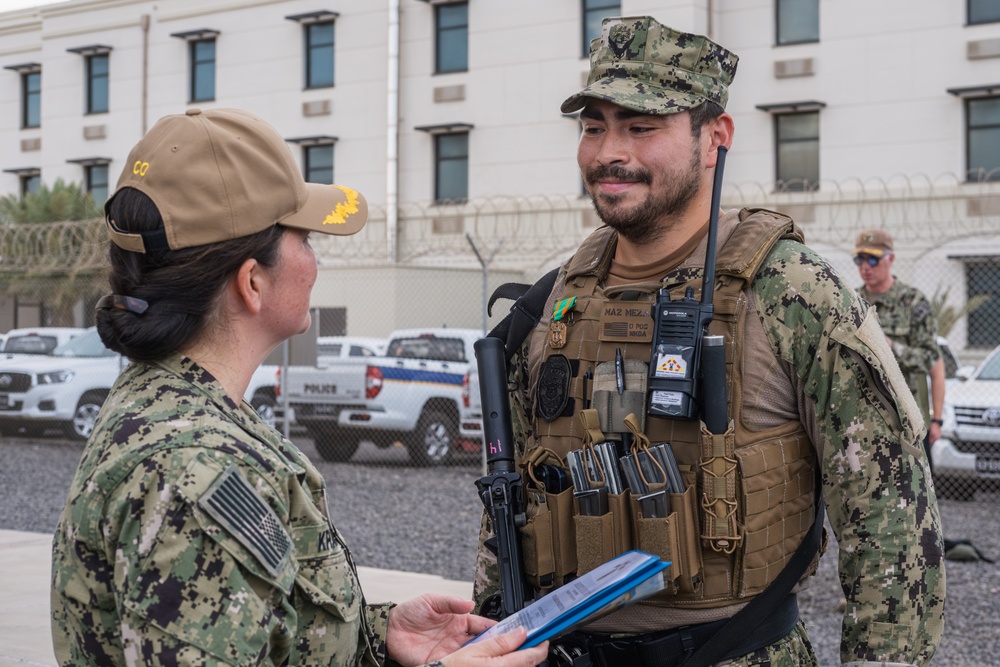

{"left": 198, "top": 464, "right": 292, "bottom": 578}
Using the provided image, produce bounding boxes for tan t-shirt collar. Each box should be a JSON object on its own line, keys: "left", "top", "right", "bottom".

{"left": 606, "top": 220, "right": 711, "bottom": 287}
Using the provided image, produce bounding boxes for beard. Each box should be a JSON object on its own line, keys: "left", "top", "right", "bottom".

{"left": 584, "top": 147, "right": 702, "bottom": 245}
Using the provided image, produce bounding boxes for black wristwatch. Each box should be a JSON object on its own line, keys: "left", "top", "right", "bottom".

{"left": 931, "top": 418, "right": 943, "bottom": 425}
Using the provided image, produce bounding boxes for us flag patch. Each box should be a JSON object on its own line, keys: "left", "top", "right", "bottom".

{"left": 199, "top": 465, "right": 292, "bottom": 578}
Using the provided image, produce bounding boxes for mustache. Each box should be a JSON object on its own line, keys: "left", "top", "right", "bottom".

{"left": 585, "top": 164, "right": 652, "bottom": 185}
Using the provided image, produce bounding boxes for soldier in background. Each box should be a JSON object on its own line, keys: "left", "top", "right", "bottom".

{"left": 474, "top": 16, "right": 944, "bottom": 666}
{"left": 854, "top": 229, "right": 945, "bottom": 461}
{"left": 50, "top": 108, "right": 547, "bottom": 667}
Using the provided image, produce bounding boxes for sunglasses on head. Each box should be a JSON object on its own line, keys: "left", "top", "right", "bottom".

{"left": 853, "top": 254, "right": 888, "bottom": 267}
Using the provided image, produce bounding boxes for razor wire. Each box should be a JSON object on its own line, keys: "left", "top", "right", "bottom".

{"left": 2, "top": 173, "right": 999, "bottom": 274}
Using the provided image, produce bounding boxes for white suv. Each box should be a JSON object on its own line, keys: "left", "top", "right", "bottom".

{"left": 0, "top": 328, "right": 123, "bottom": 441}
{"left": 934, "top": 342, "right": 1000, "bottom": 499}
{"left": 0, "top": 328, "right": 280, "bottom": 440}
{"left": 1, "top": 327, "right": 85, "bottom": 358}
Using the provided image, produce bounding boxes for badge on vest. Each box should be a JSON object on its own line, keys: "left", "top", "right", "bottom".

{"left": 548, "top": 297, "right": 577, "bottom": 349}
{"left": 537, "top": 354, "right": 573, "bottom": 422}
{"left": 598, "top": 300, "right": 653, "bottom": 343}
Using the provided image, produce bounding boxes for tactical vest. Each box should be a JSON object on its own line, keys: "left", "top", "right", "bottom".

{"left": 518, "top": 208, "right": 818, "bottom": 610}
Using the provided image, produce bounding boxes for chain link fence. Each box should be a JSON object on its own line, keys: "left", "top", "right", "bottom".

{"left": 2, "top": 176, "right": 1000, "bottom": 504}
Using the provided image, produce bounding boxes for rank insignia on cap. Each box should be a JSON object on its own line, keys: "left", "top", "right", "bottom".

{"left": 199, "top": 464, "right": 292, "bottom": 578}
{"left": 323, "top": 185, "right": 362, "bottom": 226}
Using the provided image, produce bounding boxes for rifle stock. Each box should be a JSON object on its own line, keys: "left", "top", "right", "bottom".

{"left": 473, "top": 336, "right": 529, "bottom": 619}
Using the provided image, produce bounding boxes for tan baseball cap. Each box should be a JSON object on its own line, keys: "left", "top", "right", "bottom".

{"left": 853, "top": 229, "right": 894, "bottom": 257}
{"left": 105, "top": 108, "right": 368, "bottom": 253}
{"left": 560, "top": 16, "right": 739, "bottom": 116}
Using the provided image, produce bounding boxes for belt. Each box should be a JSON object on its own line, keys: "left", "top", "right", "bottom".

{"left": 556, "top": 594, "right": 800, "bottom": 667}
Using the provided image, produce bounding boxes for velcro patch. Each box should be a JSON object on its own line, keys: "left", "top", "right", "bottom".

{"left": 537, "top": 354, "right": 572, "bottom": 422}
{"left": 598, "top": 301, "right": 653, "bottom": 342}
{"left": 199, "top": 465, "right": 292, "bottom": 578}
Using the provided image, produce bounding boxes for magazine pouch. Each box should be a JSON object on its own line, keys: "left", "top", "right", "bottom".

{"left": 546, "top": 486, "right": 578, "bottom": 582}
{"left": 520, "top": 488, "right": 556, "bottom": 591}
{"left": 521, "top": 449, "right": 577, "bottom": 590}
{"left": 574, "top": 490, "right": 632, "bottom": 576}
{"left": 631, "top": 484, "right": 703, "bottom": 594}
{"left": 622, "top": 414, "right": 703, "bottom": 596}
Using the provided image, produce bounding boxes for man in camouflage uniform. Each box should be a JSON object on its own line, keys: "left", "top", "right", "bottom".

{"left": 854, "top": 229, "right": 945, "bottom": 452}
{"left": 474, "top": 16, "right": 944, "bottom": 667}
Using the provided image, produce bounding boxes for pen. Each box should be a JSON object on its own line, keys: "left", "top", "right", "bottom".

{"left": 615, "top": 347, "right": 625, "bottom": 396}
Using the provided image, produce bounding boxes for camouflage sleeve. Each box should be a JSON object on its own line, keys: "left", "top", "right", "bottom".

{"left": 99, "top": 450, "right": 299, "bottom": 665}
{"left": 366, "top": 603, "right": 395, "bottom": 665}
{"left": 752, "top": 241, "right": 944, "bottom": 666}
{"left": 891, "top": 290, "right": 940, "bottom": 375}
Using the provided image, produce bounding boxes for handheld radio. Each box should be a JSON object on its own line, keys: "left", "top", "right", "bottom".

{"left": 647, "top": 146, "right": 728, "bottom": 421}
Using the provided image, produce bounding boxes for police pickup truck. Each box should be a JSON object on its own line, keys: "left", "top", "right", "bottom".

{"left": 280, "top": 328, "right": 484, "bottom": 466}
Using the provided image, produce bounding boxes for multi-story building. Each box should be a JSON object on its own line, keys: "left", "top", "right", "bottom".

{"left": 1, "top": 0, "right": 999, "bottom": 352}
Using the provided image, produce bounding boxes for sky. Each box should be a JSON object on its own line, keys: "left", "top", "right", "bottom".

{"left": 0, "top": 0, "right": 65, "bottom": 12}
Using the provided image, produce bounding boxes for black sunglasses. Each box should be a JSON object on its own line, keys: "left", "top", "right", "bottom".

{"left": 853, "top": 254, "right": 887, "bottom": 267}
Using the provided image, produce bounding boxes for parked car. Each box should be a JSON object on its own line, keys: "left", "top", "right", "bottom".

{"left": 0, "top": 328, "right": 123, "bottom": 440}
{"left": 246, "top": 363, "right": 279, "bottom": 427}
{"left": 0, "top": 327, "right": 85, "bottom": 358}
{"left": 0, "top": 327, "right": 281, "bottom": 440}
{"left": 933, "top": 342, "right": 1000, "bottom": 499}
{"left": 316, "top": 336, "right": 386, "bottom": 366}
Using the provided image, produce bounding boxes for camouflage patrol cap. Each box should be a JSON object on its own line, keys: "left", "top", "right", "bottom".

{"left": 561, "top": 16, "right": 739, "bottom": 116}
{"left": 854, "top": 229, "right": 894, "bottom": 257}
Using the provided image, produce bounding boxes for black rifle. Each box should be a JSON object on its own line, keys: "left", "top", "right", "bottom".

{"left": 647, "top": 146, "right": 729, "bottom": 433}
{"left": 474, "top": 336, "right": 530, "bottom": 619}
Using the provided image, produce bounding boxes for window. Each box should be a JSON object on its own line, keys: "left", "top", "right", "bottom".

{"left": 21, "top": 173, "right": 40, "bottom": 196}
{"left": 967, "top": 261, "right": 1000, "bottom": 348}
{"left": 69, "top": 45, "right": 112, "bottom": 114}
{"left": 86, "top": 54, "right": 109, "bottom": 113}
{"left": 582, "top": 0, "right": 620, "bottom": 56}
{"left": 23, "top": 71, "right": 41, "bottom": 128}
{"left": 435, "top": 3, "right": 468, "bottom": 74}
{"left": 776, "top": 0, "right": 818, "bottom": 45}
{"left": 170, "top": 29, "right": 219, "bottom": 102}
{"left": 86, "top": 164, "right": 109, "bottom": 204}
{"left": 67, "top": 158, "right": 112, "bottom": 203}
{"left": 304, "top": 145, "right": 334, "bottom": 184}
{"left": 969, "top": 0, "right": 1000, "bottom": 24}
{"left": 191, "top": 39, "right": 216, "bottom": 102}
{"left": 306, "top": 21, "right": 335, "bottom": 88}
{"left": 4, "top": 63, "right": 41, "bottom": 128}
{"left": 967, "top": 97, "right": 1000, "bottom": 181}
{"left": 775, "top": 112, "right": 820, "bottom": 191}
{"left": 285, "top": 11, "right": 338, "bottom": 88}
{"left": 287, "top": 136, "right": 337, "bottom": 184}
{"left": 435, "top": 132, "right": 469, "bottom": 202}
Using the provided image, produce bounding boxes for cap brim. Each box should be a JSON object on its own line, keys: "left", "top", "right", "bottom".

{"left": 852, "top": 247, "right": 887, "bottom": 257}
{"left": 561, "top": 76, "right": 706, "bottom": 115}
{"left": 281, "top": 183, "right": 368, "bottom": 237}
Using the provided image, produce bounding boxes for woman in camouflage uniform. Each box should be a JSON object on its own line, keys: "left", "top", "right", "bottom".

{"left": 50, "top": 108, "right": 547, "bottom": 667}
